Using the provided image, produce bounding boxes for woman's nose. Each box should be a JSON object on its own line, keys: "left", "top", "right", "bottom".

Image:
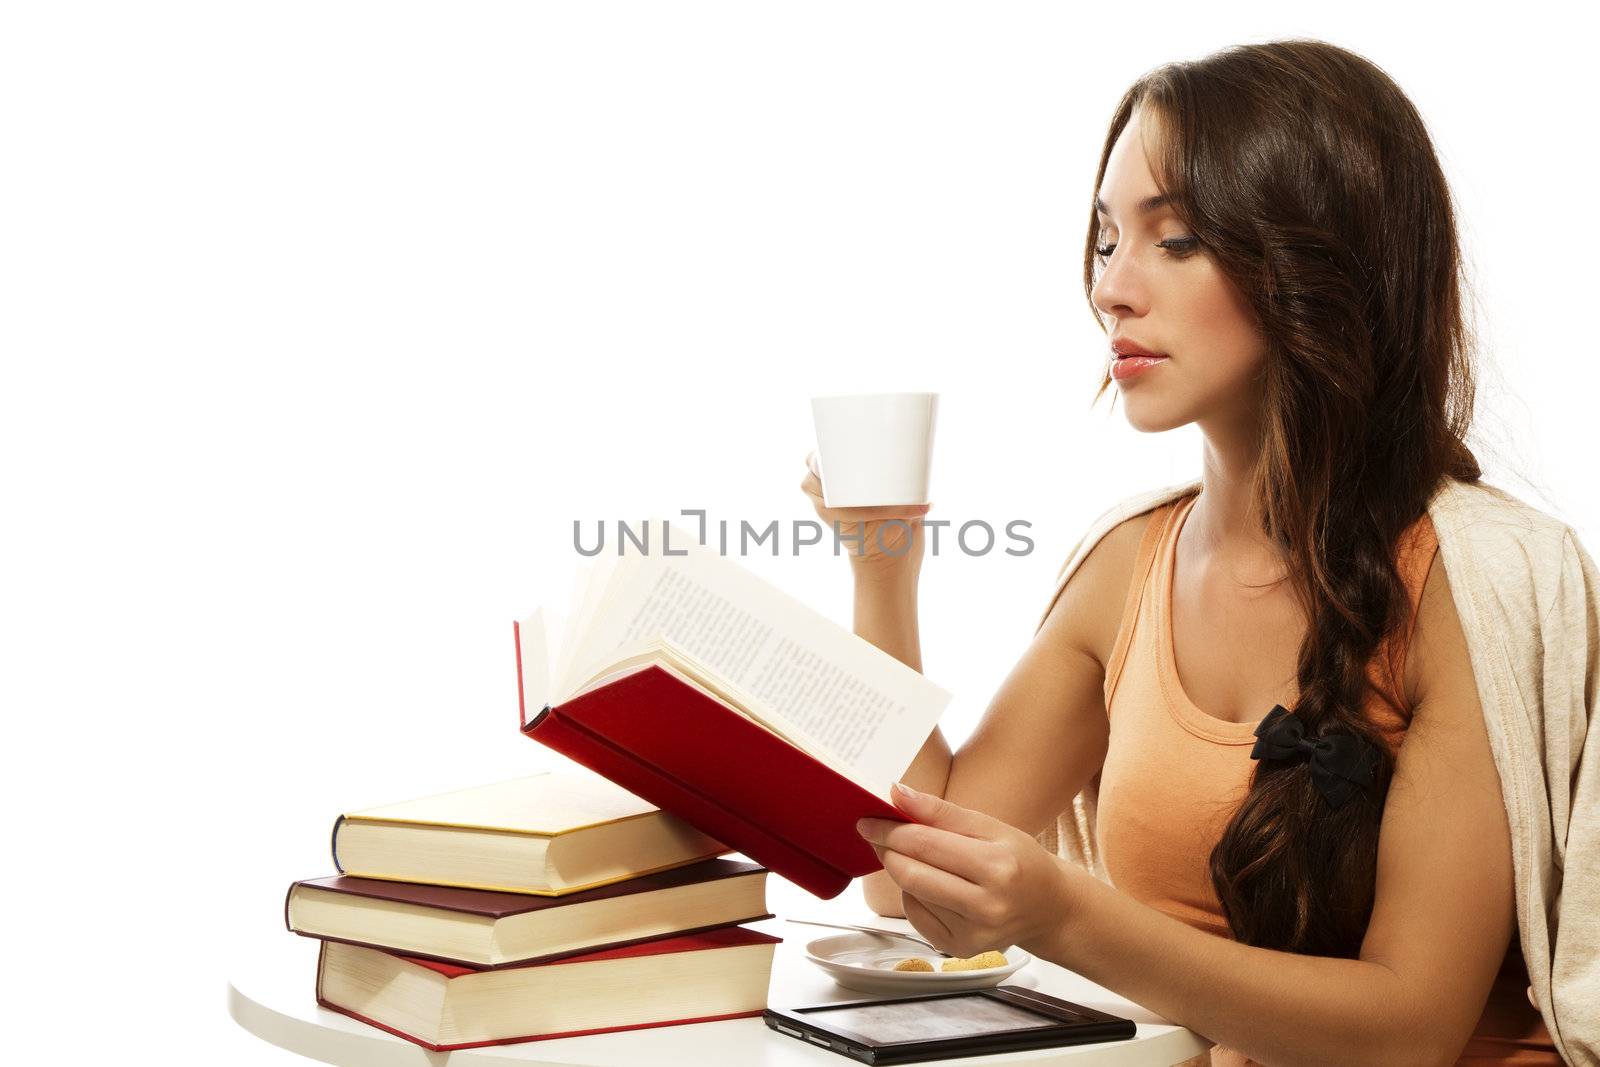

{"left": 1091, "top": 249, "right": 1147, "bottom": 320}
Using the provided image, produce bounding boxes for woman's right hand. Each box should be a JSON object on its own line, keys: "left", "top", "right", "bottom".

{"left": 799, "top": 450, "right": 932, "bottom": 581}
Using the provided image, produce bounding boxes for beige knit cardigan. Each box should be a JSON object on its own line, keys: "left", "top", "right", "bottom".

{"left": 1033, "top": 477, "right": 1598, "bottom": 1065}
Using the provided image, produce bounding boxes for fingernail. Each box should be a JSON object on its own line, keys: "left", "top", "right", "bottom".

{"left": 893, "top": 781, "right": 921, "bottom": 799}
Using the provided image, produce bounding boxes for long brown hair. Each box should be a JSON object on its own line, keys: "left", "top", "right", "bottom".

{"left": 1083, "top": 40, "right": 1481, "bottom": 957}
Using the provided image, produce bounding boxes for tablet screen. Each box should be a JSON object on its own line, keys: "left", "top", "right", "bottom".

{"left": 810, "top": 996, "right": 1064, "bottom": 1043}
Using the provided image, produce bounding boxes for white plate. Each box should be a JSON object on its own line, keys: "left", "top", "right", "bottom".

{"left": 803, "top": 933, "right": 1030, "bottom": 995}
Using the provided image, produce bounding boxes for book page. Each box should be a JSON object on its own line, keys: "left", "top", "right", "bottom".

{"left": 516, "top": 607, "right": 552, "bottom": 713}
{"left": 555, "top": 556, "right": 620, "bottom": 697}
{"left": 562, "top": 519, "right": 950, "bottom": 799}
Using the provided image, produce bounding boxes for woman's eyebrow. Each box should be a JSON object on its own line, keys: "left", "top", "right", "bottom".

{"left": 1094, "top": 193, "right": 1172, "bottom": 218}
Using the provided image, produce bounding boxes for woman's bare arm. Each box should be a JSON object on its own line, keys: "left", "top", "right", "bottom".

{"left": 851, "top": 564, "right": 951, "bottom": 914}
{"left": 859, "top": 513, "right": 1151, "bottom": 916}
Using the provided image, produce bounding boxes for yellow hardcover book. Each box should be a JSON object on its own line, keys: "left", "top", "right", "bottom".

{"left": 331, "top": 771, "right": 728, "bottom": 895}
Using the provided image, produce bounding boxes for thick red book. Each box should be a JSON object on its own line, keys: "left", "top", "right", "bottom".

{"left": 315, "top": 925, "right": 781, "bottom": 1051}
{"left": 513, "top": 527, "right": 950, "bottom": 899}
{"left": 286, "top": 857, "right": 771, "bottom": 968}
{"left": 516, "top": 642, "right": 912, "bottom": 900}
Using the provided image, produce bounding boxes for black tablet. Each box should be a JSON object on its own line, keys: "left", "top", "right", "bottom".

{"left": 764, "top": 985, "right": 1136, "bottom": 1065}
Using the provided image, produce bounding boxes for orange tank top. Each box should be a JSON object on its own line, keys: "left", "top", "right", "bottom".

{"left": 1096, "top": 490, "right": 1557, "bottom": 1066}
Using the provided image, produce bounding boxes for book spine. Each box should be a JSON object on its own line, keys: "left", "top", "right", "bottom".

{"left": 524, "top": 706, "right": 852, "bottom": 899}
{"left": 330, "top": 814, "right": 347, "bottom": 874}
{"left": 313, "top": 938, "right": 326, "bottom": 1010}
{"left": 513, "top": 619, "right": 527, "bottom": 729}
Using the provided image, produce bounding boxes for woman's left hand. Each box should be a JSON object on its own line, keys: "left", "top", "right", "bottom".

{"left": 856, "top": 782, "right": 1078, "bottom": 959}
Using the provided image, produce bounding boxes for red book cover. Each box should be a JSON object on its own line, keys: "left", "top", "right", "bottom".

{"left": 514, "top": 623, "right": 912, "bottom": 899}
{"left": 286, "top": 858, "right": 772, "bottom": 968}
{"left": 314, "top": 926, "right": 782, "bottom": 1051}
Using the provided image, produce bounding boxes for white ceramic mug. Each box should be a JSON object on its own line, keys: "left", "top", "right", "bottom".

{"left": 809, "top": 392, "right": 938, "bottom": 508}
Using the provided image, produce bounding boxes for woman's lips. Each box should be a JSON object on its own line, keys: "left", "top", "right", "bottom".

{"left": 1110, "top": 338, "right": 1165, "bottom": 359}
{"left": 1110, "top": 354, "right": 1169, "bottom": 381}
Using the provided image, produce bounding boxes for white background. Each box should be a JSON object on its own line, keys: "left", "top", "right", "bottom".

{"left": 3, "top": 3, "right": 1593, "bottom": 1063}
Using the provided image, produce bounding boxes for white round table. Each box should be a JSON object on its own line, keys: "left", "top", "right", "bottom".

{"left": 229, "top": 877, "right": 1209, "bottom": 1066}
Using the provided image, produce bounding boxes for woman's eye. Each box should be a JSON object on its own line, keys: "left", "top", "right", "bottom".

{"left": 1095, "top": 236, "right": 1200, "bottom": 260}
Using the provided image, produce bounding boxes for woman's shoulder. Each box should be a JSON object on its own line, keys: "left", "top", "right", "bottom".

{"left": 1412, "top": 475, "right": 1597, "bottom": 706}
{"left": 1428, "top": 476, "right": 1591, "bottom": 618}
{"left": 1402, "top": 541, "right": 1468, "bottom": 712}
{"left": 1044, "top": 480, "right": 1199, "bottom": 590}
{"left": 1035, "top": 479, "right": 1199, "bottom": 649}
{"left": 1429, "top": 477, "right": 1577, "bottom": 556}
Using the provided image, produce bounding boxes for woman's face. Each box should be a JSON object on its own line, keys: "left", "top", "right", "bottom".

{"left": 1091, "top": 108, "right": 1267, "bottom": 438}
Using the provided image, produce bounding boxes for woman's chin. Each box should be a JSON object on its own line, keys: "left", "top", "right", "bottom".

{"left": 1120, "top": 398, "right": 1188, "bottom": 435}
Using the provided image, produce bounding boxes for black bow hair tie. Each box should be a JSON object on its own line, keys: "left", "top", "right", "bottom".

{"left": 1250, "top": 704, "right": 1382, "bottom": 809}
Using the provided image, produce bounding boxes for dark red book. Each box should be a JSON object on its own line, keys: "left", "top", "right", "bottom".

{"left": 315, "top": 925, "right": 781, "bottom": 1051}
{"left": 517, "top": 651, "right": 912, "bottom": 900}
{"left": 513, "top": 532, "right": 950, "bottom": 899}
{"left": 287, "top": 858, "right": 771, "bottom": 968}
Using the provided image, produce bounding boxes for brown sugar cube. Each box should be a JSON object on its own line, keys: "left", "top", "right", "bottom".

{"left": 891, "top": 956, "right": 935, "bottom": 972}
{"left": 939, "top": 950, "right": 1008, "bottom": 972}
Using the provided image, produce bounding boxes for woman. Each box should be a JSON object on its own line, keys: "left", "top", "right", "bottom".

{"left": 800, "top": 41, "right": 1571, "bottom": 1065}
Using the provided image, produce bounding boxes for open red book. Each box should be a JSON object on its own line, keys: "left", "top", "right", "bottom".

{"left": 515, "top": 520, "right": 952, "bottom": 899}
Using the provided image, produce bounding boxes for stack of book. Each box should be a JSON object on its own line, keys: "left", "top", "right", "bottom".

{"left": 282, "top": 521, "right": 954, "bottom": 1050}
{"left": 285, "top": 771, "right": 779, "bottom": 1051}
